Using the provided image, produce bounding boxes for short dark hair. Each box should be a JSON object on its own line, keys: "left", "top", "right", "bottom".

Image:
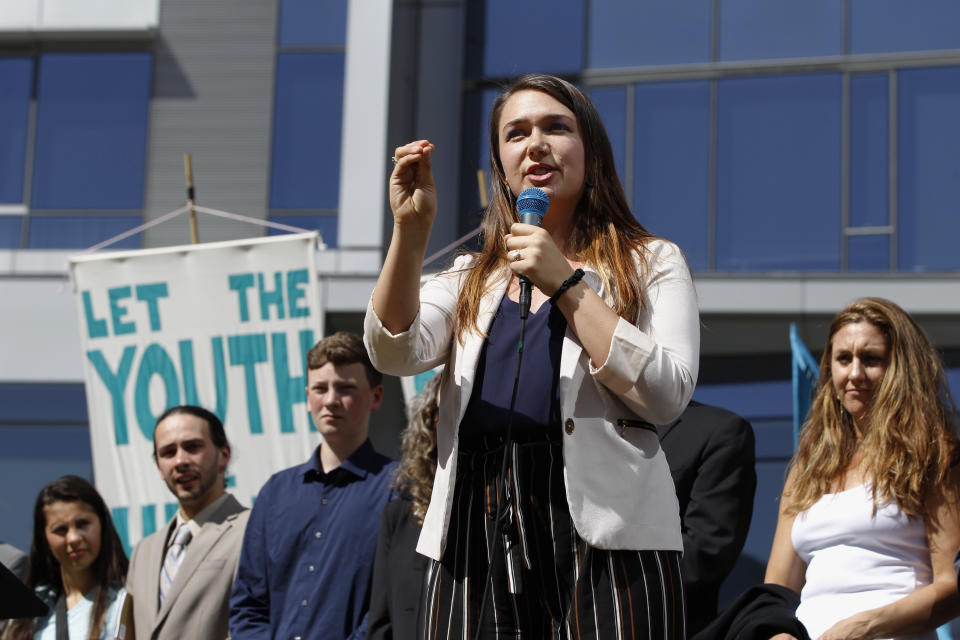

{"left": 153, "top": 405, "right": 228, "bottom": 457}
{"left": 306, "top": 331, "right": 382, "bottom": 388}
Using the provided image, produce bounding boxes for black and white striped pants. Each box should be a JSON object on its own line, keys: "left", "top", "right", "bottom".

{"left": 420, "top": 432, "right": 686, "bottom": 640}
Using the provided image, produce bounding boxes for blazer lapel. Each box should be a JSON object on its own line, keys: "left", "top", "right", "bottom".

{"left": 154, "top": 498, "right": 241, "bottom": 625}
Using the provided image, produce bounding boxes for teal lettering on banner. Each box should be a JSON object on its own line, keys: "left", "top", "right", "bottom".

{"left": 112, "top": 506, "right": 132, "bottom": 556}
{"left": 211, "top": 337, "right": 229, "bottom": 422}
{"left": 179, "top": 340, "right": 198, "bottom": 405}
{"left": 271, "top": 329, "right": 313, "bottom": 434}
{"left": 229, "top": 334, "right": 267, "bottom": 434}
{"left": 287, "top": 269, "right": 309, "bottom": 318}
{"left": 82, "top": 291, "right": 108, "bottom": 339}
{"left": 136, "top": 282, "right": 169, "bottom": 331}
{"left": 88, "top": 347, "right": 136, "bottom": 445}
{"left": 228, "top": 274, "right": 255, "bottom": 322}
{"left": 108, "top": 286, "right": 136, "bottom": 335}
{"left": 165, "top": 502, "right": 178, "bottom": 522}
{"left": 258, "top": 272, "right": 285, "bottom": 321}
{"left": 141, "top": 503, "right": 157, "bottom": 538}
{"left": 135, "top": 344, "right": 181, "bottom": 441}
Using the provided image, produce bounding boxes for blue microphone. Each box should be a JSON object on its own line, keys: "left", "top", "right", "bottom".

{"left": 515, "top": 188, "right": 549, "bottom": 319}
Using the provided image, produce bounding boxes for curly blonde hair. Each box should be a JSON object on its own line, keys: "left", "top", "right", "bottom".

{"left": 787, "top": 297, "right": 959, "bottom": 519}
{"left": 394, "top": 374, "right": 440, "bottom": 526}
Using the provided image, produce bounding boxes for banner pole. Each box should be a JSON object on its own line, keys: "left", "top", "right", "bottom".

{"left": 184, "top": 153, "right": 199, "bottom": 244}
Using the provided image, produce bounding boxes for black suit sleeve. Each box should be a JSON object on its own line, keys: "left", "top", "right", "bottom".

{"left": 679, "top": 411, "right": 756, "bottom": 591}
{"left": 367, "top": 497, "right": 404, "bottom": 640}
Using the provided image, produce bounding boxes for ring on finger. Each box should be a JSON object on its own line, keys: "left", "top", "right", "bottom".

{"left": 391, "top": 155, "right": 398, "bottom": 164}
{"left": 510, "top": 249, "right": 521, "bottom": 262}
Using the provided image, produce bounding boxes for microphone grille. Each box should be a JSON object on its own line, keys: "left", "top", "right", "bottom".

{"left": 516, "top": 188, "right": 549, "bottom": 217}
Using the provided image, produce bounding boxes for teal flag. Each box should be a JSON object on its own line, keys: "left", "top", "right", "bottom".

{"left": 790, "top": 323, "right": 819, "bottom": 448}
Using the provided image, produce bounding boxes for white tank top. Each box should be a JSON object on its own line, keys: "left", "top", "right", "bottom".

{"left": 791, "top": 484, "right": 935, "bottom": 640}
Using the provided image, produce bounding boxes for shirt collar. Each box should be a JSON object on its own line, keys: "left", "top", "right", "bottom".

{"left": 174, "top": 492, "right": 230, "bottom": 537}
{"left": 302, "top": 439, "right": 380, "bottom": 483}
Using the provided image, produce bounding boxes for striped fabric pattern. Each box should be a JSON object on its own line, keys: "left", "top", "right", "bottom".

{"left": 159, "top": 523, "right": 192, "bottom": 606}
{"left": 420, "top": 437, "right": 685, "bottom": 639}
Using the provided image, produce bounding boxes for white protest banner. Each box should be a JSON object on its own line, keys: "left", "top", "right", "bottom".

{"left": 69, "top": 233, "right": 323, "bottom": 552}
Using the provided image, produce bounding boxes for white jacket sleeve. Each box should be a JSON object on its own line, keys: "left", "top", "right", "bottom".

{"left": 363, "top": 255, "right": 471, "bottom": 377}
{"left": 589, "top": 239, "right": 700, "bottom": 424}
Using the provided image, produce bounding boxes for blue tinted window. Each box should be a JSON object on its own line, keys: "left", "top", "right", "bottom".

{"left": 719, "top": 0, "right": 841, "bottom": 61}
{"left": 848, "top": 234, "right": 889, "bottom": 271}
{"left": 31, "top": 53, "right": 152, "bottom": 209}
{"left": 0, "top": 217, "right": 23, "bottom": 249}
{"left": 850, "top": 0, "right": 960, "bottom": 54}
{"left": 278, "top": 0, "right": 347, "bottom": 47}
{"left": 269, "top": 53, "right": 345, "bottom": 210}
{"left": 482, "top": 0, "right": 583, "bottom": 77}
{"left": 897, "top": 67, "right": 960, "bottom": 272}
{"left": 850, "top": 74, "right": 889, "bottom": 227}
{"left": 588, "top": 1, "right": 710, "bottom": 68}
{"left": 27, "top": 216, "right": 141, "bottom": 249}
{"left": 588, "top": 87, "right": 627, "bottom": 187}
{"left": 268, "top": 215, "right": 338, "bottom": 248}
{"left": 0, "top": 58, "right": 32, "bottom": 204}
{"left": 717, "top": 74, "right": 842, "bottom": 271}
{"left": 633, "top": 81, "right": 710, "bottom": 271}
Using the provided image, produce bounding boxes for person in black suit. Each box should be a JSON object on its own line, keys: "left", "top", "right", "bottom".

{"left": 368, "top": 374, "right": 440, "bottom": 640}
{"left": 658, "top": 400, "right": 757, "bottom": 634}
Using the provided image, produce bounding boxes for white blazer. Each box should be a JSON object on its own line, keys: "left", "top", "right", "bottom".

{"left": 364, "top": 238, "right": 700, "bottom": 561}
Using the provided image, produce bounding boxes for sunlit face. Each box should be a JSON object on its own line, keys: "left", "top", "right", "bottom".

{"left": 306, "top": 362, "right": 383, "bottom": 445}
{"left": 830, "top": 321, "right": 890, "bottom": 424}
{"left": 497, "top": 89, "right": 586, "bottom": 218}
{"left": 44, "top": 500, "right": 101, "bottom": 575}
{"left": 154, "top": 413, "right": 229, "bottom": 512}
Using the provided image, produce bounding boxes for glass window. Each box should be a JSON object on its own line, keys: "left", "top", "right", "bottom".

{"left": 278, "top": 0, "right": 347, "bottom": 47}
{"left": 268, "top": 215, "right": 338, "bottom": 248}
{"left": 269, "top": 52, "right": 345, "bottom": 210}
{"left": 588, "top": 1, "right": 711, "bottom": 68}
{"left": 588, "top": 87, "right": 627, "bottom": 186}
{"left": 27, "top": 216, "right": 141, "bottom": 249}
{"left": 31, "top": 53, "right": 152, "bottom": 209}
{"left": 848, "top": 234, "right": 889, "bottom": 271}
{"left": 897, "top": 66, "right": 960, "bottom": 272}
{"left": 716, "top": 74, "right": 842, "bottom": 271}
{"left": 850, "top": 74, "right": 889, "bottom": 227}
{"left": 0, "top": 217, "right": 22, "bottom": 249}
{"left": 719, "top": 0, "right": 841, "bottom": 61}
{"left": 633, "top": 81, "right": 710, "bottom": 271}
{"left": 481, "top": 0, "right": 583, "bottom": 77}
{"left": 0, "top": 57, "right": 32, "bottom": 205}
{"left": 850, "top": 0, "right": 960, "bottom": 54}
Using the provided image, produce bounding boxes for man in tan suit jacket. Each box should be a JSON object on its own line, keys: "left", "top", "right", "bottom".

{"left": 127, "top": 405, "right": 250, "bottom": 640}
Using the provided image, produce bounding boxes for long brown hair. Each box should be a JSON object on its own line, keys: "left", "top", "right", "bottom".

{"left": 3, "top": 476, "right": 128, "bottom": 640}
{"left": 455, "top": 74, "right": 655, "bottom": 342}
{"left": 787, "top": 297, "right": 959, "bottom": 518}
{"left": 394, "top": 374, "right": 441, "bottom": 526}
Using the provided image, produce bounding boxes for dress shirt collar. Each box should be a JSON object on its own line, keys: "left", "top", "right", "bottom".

{"left": 301, "top": 439, "right": 380, "bottom": 483}
{"left": 173, "top": 492, "right": 230, "bottom": 539}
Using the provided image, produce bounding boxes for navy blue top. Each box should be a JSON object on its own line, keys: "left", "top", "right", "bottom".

{"left": 460, "top": 295, "right": 567, "bottom": 437}
{"left": 230, "top": 439, "right": 397, "bottom": 640}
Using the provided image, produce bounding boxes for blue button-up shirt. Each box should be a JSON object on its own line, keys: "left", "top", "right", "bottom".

{"left": 230, "top": 440, "right": 397, "bottom": 640}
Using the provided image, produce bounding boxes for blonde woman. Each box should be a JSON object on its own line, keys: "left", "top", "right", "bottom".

{"left": 765, "top": 297, "right": 960, "bottom": 639}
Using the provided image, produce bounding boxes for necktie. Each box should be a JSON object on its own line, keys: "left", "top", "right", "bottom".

{"left": 159, "top": 523, "right": 192, "bottom": 606}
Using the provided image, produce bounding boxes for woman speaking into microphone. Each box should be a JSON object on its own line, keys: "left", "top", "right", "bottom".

{"left": 364, "top": 73, "right": 700, "bottom": 639}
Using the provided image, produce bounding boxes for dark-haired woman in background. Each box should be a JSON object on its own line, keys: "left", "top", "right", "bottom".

{"left": 365, "top": 73, "right": 699, "bottom": 638}
{"left": 368, "top": 374, "right": 441, "bottom": 640}
{"left": 2, "top": 475, "right": 129, "bottom": 640}
{"left": 765, "top": 297, "right": 960, "bottom": 639}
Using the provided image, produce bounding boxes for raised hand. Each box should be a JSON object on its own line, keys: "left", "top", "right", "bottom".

{"left": 389, "top": 140, "right": 437, "bottom": 233}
